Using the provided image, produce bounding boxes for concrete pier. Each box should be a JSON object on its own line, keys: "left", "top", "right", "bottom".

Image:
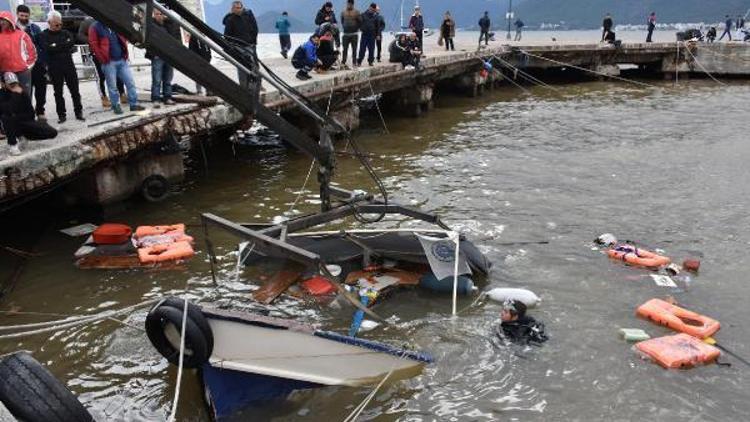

{"left": 2, "top": 40, "right": 750, "bottom": 209}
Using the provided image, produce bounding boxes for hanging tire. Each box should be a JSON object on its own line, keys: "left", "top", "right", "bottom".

{"left": 157, "top": 297, "right": 214, "bottom": 355}
{"left": 0, "top": 351, "right": 94, "bottom": 422}
{"left": 141, "top": 175, "right": 170, "bottom": 202}
{"left": 145, "top": 302, "right": 212, "bottom": 368}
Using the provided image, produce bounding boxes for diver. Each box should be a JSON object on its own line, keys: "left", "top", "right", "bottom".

{"left": 497, "top": 299, "right": 548, "bottom": 345}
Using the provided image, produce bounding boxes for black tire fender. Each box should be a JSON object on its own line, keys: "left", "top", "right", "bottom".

{"left": 141, "top": 175, "right": 170, "bottom": 202}
{"left": 0, "top": 351, "right": 94, "bottom": 422}
{"left": 145, "top": 304, "right": 211, "bottom": 369}
{"left": 156, "top": 297, "right": 214, "bottom": 355}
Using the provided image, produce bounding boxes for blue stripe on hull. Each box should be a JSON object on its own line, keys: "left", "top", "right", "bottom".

{"left": 202, "top": 364, "right": 322, "bottom": 420}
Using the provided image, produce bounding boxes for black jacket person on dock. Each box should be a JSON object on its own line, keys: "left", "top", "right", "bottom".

{"left": 1, "top": 72, "right": 57, "bottom": 156}
{"left": 223, "top": 1, "right": 258, "bottom": 89}
{"left": 40, "top": 11, "right": 83, "bottom": 123}
{"left": 478, "top": 11, "right": 491, "bottom": 46}
{"left": 602, "top": 13, "right": 613, "bottom": 41}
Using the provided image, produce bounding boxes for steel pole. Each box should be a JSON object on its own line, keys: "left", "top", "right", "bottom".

{"left": 506, "top": 0, "right": 513, "bottom": 40}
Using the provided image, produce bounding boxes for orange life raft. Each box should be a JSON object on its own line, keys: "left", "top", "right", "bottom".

{"left": 636, "top": 298, "right": 720, "bottom": 339}
{"left": 135, "top": 224, "right": 186, "bottom": 239}
{"left": 607, "top": 245, "right": 671, "bottom": 268}
{"left": 138, "top": 240, "right": 195, "bottom": 264}
{"left": 636, "top": 333, "right": 721, "bottom": 369}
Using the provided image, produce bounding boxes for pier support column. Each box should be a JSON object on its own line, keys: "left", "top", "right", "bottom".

{"left": 591, "top": 64, "right": 621, "bottom": 78}
{"left": 454, "top": 72, "right": 486, "bottom": 97}
{"left": 70, "top": 146, "right": 184, "bottom": 205}
{"left": 382, "top": 83, "right": 434, "bottom": 117}
{"left": 282, "top": 101, "right": 360, "bottom": 138}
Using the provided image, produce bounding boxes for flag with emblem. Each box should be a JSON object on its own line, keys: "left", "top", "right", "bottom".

{"left": 416, "top": 234, "right": 472, "bottom": 281}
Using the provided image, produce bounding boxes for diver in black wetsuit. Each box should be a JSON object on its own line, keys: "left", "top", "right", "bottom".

{"left": 497, "top": 300, "right": 548, "bottom": 345}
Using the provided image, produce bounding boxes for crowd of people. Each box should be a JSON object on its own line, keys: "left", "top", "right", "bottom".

{"left": 602, "top": 11, "right": 749, "bottom": 44}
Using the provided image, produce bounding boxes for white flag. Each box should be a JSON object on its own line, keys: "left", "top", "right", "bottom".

{"left": 416, "top": 233, "right": 472, "bottom": 281}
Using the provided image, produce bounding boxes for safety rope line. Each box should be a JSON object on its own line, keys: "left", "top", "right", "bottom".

{"left": 519, "top": 50, "right": 657, "bottom": 88}
{"left": 490, "top": 54, "right": 559, "bottom": 91}
{"left": 166, "top": 297, "right": 189, "bottom": 422}
{"left": 682, "top": 43, "right": 727, "bottom": 86}
{"left": 367, "top": 77, "right": 390, "bottom": 134}
{"left": 0, "top": 300, "right": 156, "bottom": 339}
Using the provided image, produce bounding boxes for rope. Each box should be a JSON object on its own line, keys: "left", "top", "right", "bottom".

{"left": 342, "top": 368, "right": 393, "bottom": 422}
{"left": 490, "top": 55, "right": 559, "bottom": 91}
{"left": 519, "top": 50, "right": 657, "bottom": 88}
{"left": 683, "top": 43, "right": 727, "bottom": 86}
{"left": 367, "top": 77, "right": 390, "bottom": 134}
{"left": 0, "top": 300, "right": 156, "bottom": 339}
{"left": 166, "top": 297, "right": 189, "bottom": 422}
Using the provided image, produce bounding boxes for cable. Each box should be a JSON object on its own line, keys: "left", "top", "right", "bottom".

{"left": 519, "top": 49, "right": 658, "bottom": 88}
{"left": 682, "top": 43, "right": 727, "bottom": 86}
{"left": 166, "top": 297, "right": 189, "bottom": 422}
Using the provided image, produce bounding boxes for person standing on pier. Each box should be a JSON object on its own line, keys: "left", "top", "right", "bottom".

{"left": 40, "top": 11, "right": 84, "bottom": 123}
{"left": 478, "top": 11, "right": 491, "bottom": 47}
{"left": 188, "top": 34, "right": 212, "bottom": 95}
{"left": 15, "top": 5, "right": 46, "bottom": 120}
{"left": 440, "top": 12, "right": 456, "bottom": 51}
{"left": 375, "top": 6, "right": 386, "bottom": 63}
{"left": 78, "top": 16, "right": 125, "bottom": 110}
{"left": 223, "top": 1, "right": 258, "bottom": 89}
{"left": 358, "top": 2, "right": 379, "bottom": 66}
{"left": 514, "top": 18, "right": 525, "bottom": 41}
{"left": 409, "top": 6, "right": 425, "bottom": 54}
{"left": 275, "top": 11, "right": 292, "bottom": 59}
{"left": 315, "top": 2, "right": 340, "bottom": 50}
{"left": 1, "top": 72, "right": 57, "bottom": 156}
{"left": 340, "top": 0, "right": 362, "bottom": 69}
{"left": 737, "top": 15, "right": 745, "bottom": 30}
{"left": 646, "top": 12, "right": 656, "bottom": 43}
{"left": 146, "top": 9, "right": 180, "bottom": 106}
{"left": 601, "top": 13, "right": 613, "bottom": 42}
{"left": 719, "top": 15, "right": 733, "bottom": 41}
{"left": 88, "top": 22, "right": 145, "bottom": 114}
{"left": 0, "top": 11, "right": 37, "bottom": 100}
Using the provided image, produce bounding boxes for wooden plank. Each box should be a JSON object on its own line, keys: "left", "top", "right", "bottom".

{"left": 253, "top": 270, "right": 302, "bottom": 304}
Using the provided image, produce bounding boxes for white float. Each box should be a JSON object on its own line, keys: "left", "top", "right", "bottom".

{"left": 486, "top": 288, "right": 541, "bottom": 308}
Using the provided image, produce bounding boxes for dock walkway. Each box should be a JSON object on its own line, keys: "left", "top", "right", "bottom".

{"left": 1, "top": 39, "right": 749, "bottom": 208}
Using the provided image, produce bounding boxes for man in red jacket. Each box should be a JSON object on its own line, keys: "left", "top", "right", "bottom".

{"left": 0, "top": 11, "right": 37, "bottom": 97}
{"left": 88, "top": 22, "right": 144, "bottom": 114}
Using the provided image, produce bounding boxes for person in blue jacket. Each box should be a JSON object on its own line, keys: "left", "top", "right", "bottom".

{"left": 275, "top": 11, "right": 292, "bottom": 58}
{"left": 291, "top": 34, "right": 321, "bottom": 80}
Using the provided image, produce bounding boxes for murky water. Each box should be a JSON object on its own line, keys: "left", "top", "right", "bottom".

{"left": 2, "top": 76, "right": 750, "bottom": 421}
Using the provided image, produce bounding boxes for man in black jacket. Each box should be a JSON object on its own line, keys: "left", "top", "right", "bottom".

{"left": 189, "top": 34, "right": 212, "bottom": 95}
{"left": 315, "top": 2, "right": 340, "bottom": 49}
{"left": 146, "top": 9, "right": 181, "bottom": 105}
{"left": 40, "top": 11, "right": 83, "bottom": 123}
{"left": 602, "top": 13, "right": 613, "bottom": 42}
{"left": 478, "top": 11, "right": 491, "bottom": 46}
{"left": 223, "top": 1, "right": 258, "bottom": 88}
{"left": 357, "top": 3, "right": 379, "bottom": 66}
{"left": 374, "top": 5, "right": 386, "bottom": 62}
{"left": 340, "top": 0, "right": 361, "bottom": 68}
{"left": 1, "top": 72, "right": 57, "bottom": 156}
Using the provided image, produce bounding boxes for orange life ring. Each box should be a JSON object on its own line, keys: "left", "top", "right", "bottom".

{"left": 135, "top": 224, "right": 186, "bottom": 239}
{"left": 636, "top": 298, "right": 720, "bottom": 339}
{"left": 636, "top": 333, "right": 720, "bottom": 369}
{"left": 138, "top": 241, "right": 194, "bottom": 264}
{"left": 607, "top": 245, "right": 670, "bottom": 268}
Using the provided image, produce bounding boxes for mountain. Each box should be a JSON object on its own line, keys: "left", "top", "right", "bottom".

{"left": 201, "top": 0, "right": 749, "bottom": 31}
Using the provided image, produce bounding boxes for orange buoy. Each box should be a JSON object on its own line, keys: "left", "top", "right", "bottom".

{"left": 135, "top": 224, "right": 186, "bottom": 239}
{"left": 636, "top": 333, "right": 720, "bottom": 369}
{"left": 607, "top": 245, "right": 670, "bottom": 268}
{"left": 636, "top": 298, "right": 720, "bottom": 339}
{"left": 138, "top": 241, "right": 194, "bottom": 264}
